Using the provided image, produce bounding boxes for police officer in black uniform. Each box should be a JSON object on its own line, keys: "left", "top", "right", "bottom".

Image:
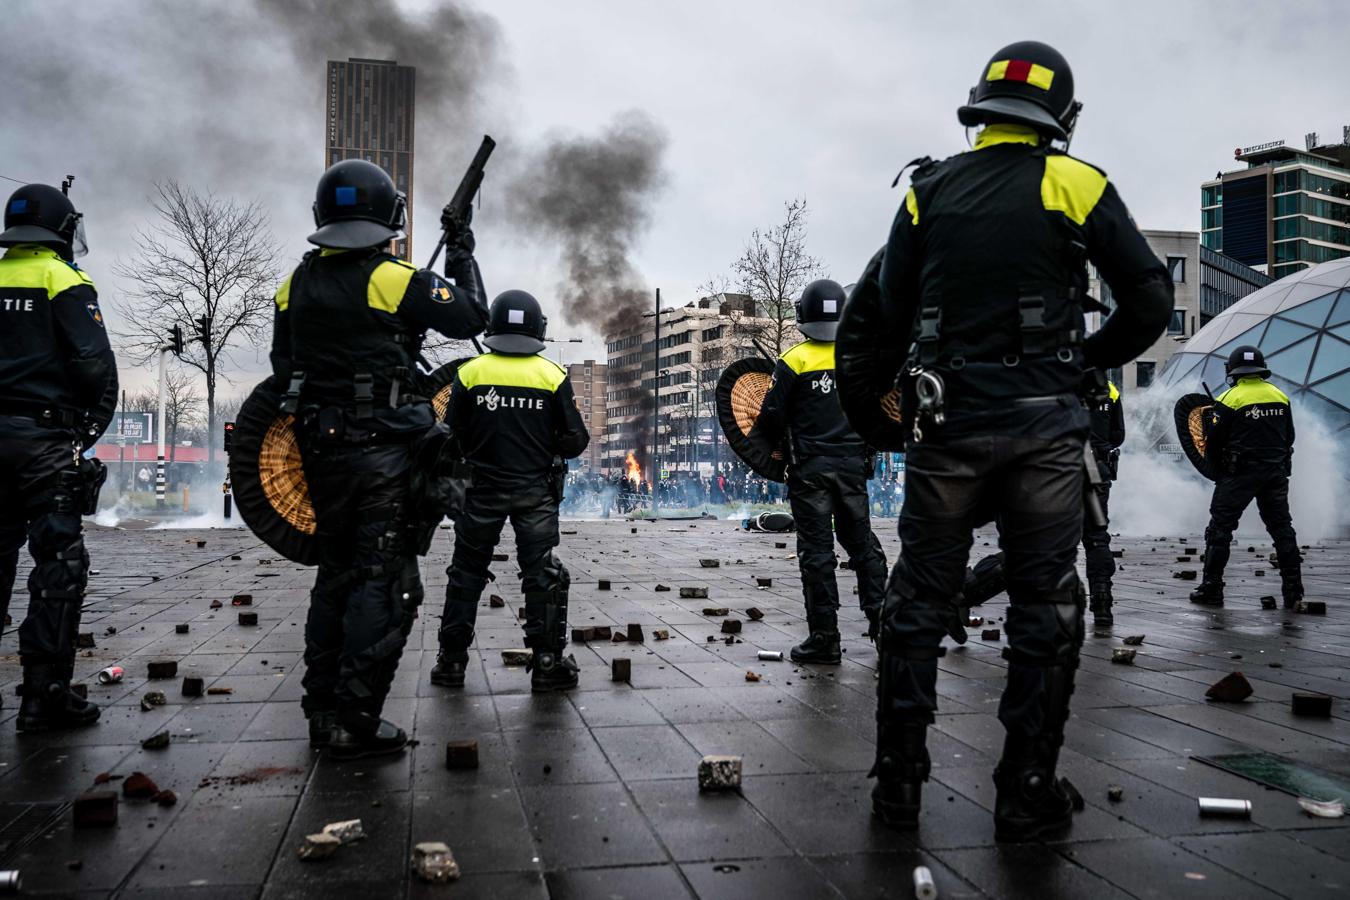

{"left": 431, "top": 291, "right": 590, "bottom": 691}
{"left": 754, "top": 279, "right": 888, "bottom": 663}
{"left": 270, "top": 159, "right": 488, "bottom": 758}
{"left": 1191, "top": 345, "right": 1302, "bottom": 608}
{"left": 0, "top": 183, "right": 116, "bottom": 731}
{"left": 1083, "top": 378, "right": 1124, "bottom": 624}
{"left": 866, "top": 42, "right": 1172, "bottom": 840}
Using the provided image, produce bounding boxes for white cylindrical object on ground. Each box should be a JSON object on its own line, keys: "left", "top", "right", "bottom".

{"left": 913, "top": 865, "right": 937, "bottom": 900}
{"left": 757, "top": 650, "right": 783, "bottom": 661}
{"left": 1198, "top": 797, "right": 1251, "bottom": 818}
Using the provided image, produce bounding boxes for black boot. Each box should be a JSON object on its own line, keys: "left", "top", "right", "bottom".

{"left": 17, "top": 663, "right": 100, "bottom": 733}
{"left": 791, "top": 607, "right": 841, "bottom": 665}
{"left": 993, "top": 734, "right": 1076, "bottom": 843}
{"left": 329, "top": 709, "right": 408, "bottom": 759}
{"left": 307, "top": 710, "right": 337, "bottom": 748}
{"left": 871, "top": 720, "right": 930, "bottom": 830}
{"left": 529, "top": 648, "right": 580, "bottom": 693}
{"left": 1279, "top": 555, "right": 1304, "bottom": 610}
{"left": 430, "top": 651, "right": 467, "bottom": 687}
{"left": 1089, "top": 588, "right": 1114, "bottom": 627}
{"left": 1189, "top": 581, "right": 1224, "bottom": 607}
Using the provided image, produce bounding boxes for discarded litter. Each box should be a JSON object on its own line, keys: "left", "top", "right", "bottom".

{"left": 626, "top": 623, "right": 645, "bottom": 643}
{"left": 1111, "top": 648, "right": 1137, "bottom": 664}
{"left": 411, "top": 841, "right": 461, "bottom": 883}
{"left": 206, "top": 686, "right": 233, "bottom": 696}
{"left": 592, "top": 626, "right": 613, "bottom": 640}
{"left": 96, "top": 666, "right": 124, "bottom": 685}
{"left": 231, "top": 594, "right": 253, "bottom": 606}
{"left": 322, "top": 819, "right": 365, "bottom": 844}
{"left": 757, "top": 650, "right": 783, "bottom": 662}
{"left": 1198, "top": 797, "right": 1251, "bottom": 818}
{"left": 913, "top": 865, "right": 938, "bottom": 900}
{"left": 175, "top": 623, "right": 190, "bottom": 634}
{"left": 238, "top": 611, "right": 258, "bottom": 626}
{"left": 1297, "top": 797, "right": 1345, "bottom": 818}
{"left": 980, "top": 628, "right": 1000, "bottom": 641}
{"left": 297, "top": 832, "right": 341, "bottom": 861}
{"left": 698, "top": 755, "right": 742, "bottom": 792}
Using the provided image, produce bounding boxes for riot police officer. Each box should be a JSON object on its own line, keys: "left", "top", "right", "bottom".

{"left": 864, "top": 42, "right": 1173, "bottom": 840}
{"left": 1084, "top": 379, "right": 1124, "bottom": 624}
{"left": 0, "top": 183, "right": 116, "bottom": 731}
{"left": 431, "top": 291, "right": 589, "bottom": 692}
{"left": 754, "top": 280, "right": 888, "bottom": 663}
{"left": 270, "top": 159, "right": 488, "bottom": 758}
{"left": 1191, "top": 346, "right": 1301, "bottom": 608}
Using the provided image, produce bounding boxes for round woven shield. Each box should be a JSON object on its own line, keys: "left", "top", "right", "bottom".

{"left": 1174, "top": 392, "right": 1218, "bottom": 482}
{"left": 422, "top": 357, "right": 473, "bottom": 423}
{"left": 716, "top": 357, "right": 787, "bottom": 482}
{"left": 229, "top": 377, "right": 319, "bottom": 565}
{"left": 836, "top": 247, "right": 908, "bottom": 451}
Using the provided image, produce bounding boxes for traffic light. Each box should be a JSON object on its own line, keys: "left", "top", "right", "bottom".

{"left": 223, "top": 420, "right": 235, "bottom": 454}
{"left": 168, "top": 324, "right": 184, "bottom": 356}
{"left": 194, "top": 315, "right": 212, "bottom": 347}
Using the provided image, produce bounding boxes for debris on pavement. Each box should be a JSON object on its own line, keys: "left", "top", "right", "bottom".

{"left": 72, "top": 792, "right": 118, "bottom": 828}
{"left": 206, "top": 686, "right": 233, "bottom": 696}
{"left": 140, "top": 730, "right": 171, "bottom": 750}
{"left": 698, "top": 755, "right": 743, "bottom": 792}
{"left": 1297, "top": 797, "right": 1345, "bottom": 818}
{"left": 175, "top": 623, "right": 190, "bottom": 634}
{"left": 238, "top": 611, "right": 258, "bottom": 626}
{"left": 746, "top": 607, "right": 765, "bottom": 620}
{"left": 626, "top": 623, "right": 645, "bottom": 642}
{"left": 701, "top": 607, "right": 729, "bottom": 617}
{"left": 1173, "top": 570, "right": 1197, "bottom": 580}
{"left": 181, "top": 676, "right": 204, "bottom": 697}
{"left": 1291, "top": 693, "right": 1332, "bottom": 717}
{"left": 1112, "top": 648, "right": 1137, "bottom": 664}
{"left": 96, "top": 666, "right": 123, "bottom": 685}
{"left": 744, "top": 670, "right": 761, "bottom": 682}
{"left": 757, "top": 651, "right": 783, "bottom": 662}
{"left": 980, "top": 628, "right": 1000, "bottom": 641}
{"left": 612, "top": 658, "right": 631, "bottom": 682}
{"left": 297, "top": 832, "right": 341, "bottom": 861}
{"left": 652, "top": 629, "right": 670, "bottom": 640}
{"left": 231, "top": 593, "right": 253, "bottom": 606}
{"left": 1260, "top": 596, "right": 1278, "bottom": 609}
{"left": 501, "top": 649, "right": 532, "bottom": 666}
{"left": 1107, "top": 785, "right": 1124, "bottom": 802}
{"left": 592, "top": 626, "right": 613, "bottom": 640}
{"left": 122, "top": 772, "right": 159, "bottom": 799}
{"left": 147, "top": 660, "right": 178, "bottom": 679}
{"left": 1205, "top": 672, "right": 1253, "bottom": 703}
{"left": 1122, "top": 634, "right": 1145, "bottom": 646}
{"left": 140, "top": 691, "right": 167, "bottom": 711}
{"left": 913, "top": 865, "right": 937, "bottom": 900}
{"left": 1198, "top": 797, "right": 1251, "bottom": 818}
{"left": 721, "top": 619, "right": 742, "bottom": 634}
{"left": 681, "top": 587, "right": 709, "bottom": 599}
{"left": 411, "top": 841, "right": 461, "bottom": 883}
{"left": 1296, "top": 600, "right": 1326, "bottom": 614}
{"left": 322, "top": 819, "right": 365, "bottom": 844}
{"left": 699, "top": 558, "right": 720, "bottom": 568}
{"left": 488, "top": 594, "right": 506, "bottom": 608}
{"left": 445, "top": 740, "right": 479, "bottom": 770}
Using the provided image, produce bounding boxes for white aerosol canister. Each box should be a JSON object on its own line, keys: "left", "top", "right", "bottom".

{"left": 757, "top": 650, "right": 783, "bottom": 661}
{"left": 1198, "top": 797, "right": 1251, "bottom": 818}
{"left": 96, "top": 665, "right": 124, "bottom": 684}
{"left": 0, "top": 870, "right": 21, "bottom": 893}
{"left": 912, "top": 865, "right": 937, "bottom": 900}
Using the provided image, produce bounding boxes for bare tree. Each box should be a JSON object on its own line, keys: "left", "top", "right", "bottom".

{"left": 114, "top": 181, "right": 279, "bottom": 463}
{"left": 730, "top": 198, "right": 825, "bottom": 356}
{"left": 128, "top": 367, "right": 204, "bottom": 464}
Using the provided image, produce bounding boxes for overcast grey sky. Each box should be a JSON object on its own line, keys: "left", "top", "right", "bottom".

{"left": 3, "top": 0, "right": 1348, "bottom": 393}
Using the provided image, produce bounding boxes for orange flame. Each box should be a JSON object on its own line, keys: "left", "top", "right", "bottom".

{"left": 624, "top": 451, "right": 642, "bottom": 488}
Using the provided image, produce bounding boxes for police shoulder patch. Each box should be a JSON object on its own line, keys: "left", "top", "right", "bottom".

{"left": 86, "top": 301, "right": 104, "bottom": 326}
{"left": 430, "top": 274, "right": 456, "bottom": 304}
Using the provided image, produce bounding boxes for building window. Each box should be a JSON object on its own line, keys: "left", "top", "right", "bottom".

{"left": 1136, "top": 360, "right": 1156, "bottom": 389}
{"left": 1167, "top": 256, "right": 1186, "bottom": 283}
{"left": 1168, "top": 309, "right": 1186, "bottom": 336}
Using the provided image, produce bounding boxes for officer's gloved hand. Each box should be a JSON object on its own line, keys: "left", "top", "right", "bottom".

{"left": 1079, "top": 368, "right": 1110, "bottom": 405}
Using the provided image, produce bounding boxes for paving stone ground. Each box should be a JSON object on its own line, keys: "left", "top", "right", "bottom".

{"left": 0, "top": 517, "right": 1346, "bottom": 899}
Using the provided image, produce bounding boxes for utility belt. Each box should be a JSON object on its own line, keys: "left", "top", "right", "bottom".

{"left": 0, "top": 400, "right": 82, "bottom": 429}
{"left": 899, "top": 356, "right": 1080, "bottom": 444}
{"left": 29, "top": 456, "right": 107, "bottom": 518}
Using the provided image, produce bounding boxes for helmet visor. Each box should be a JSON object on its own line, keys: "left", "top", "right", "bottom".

{"left": 66, "top": 213, "right": 88, "bottom": 258}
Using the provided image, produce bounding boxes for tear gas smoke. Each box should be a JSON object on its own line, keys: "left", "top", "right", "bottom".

{"left": 1111, "top": 387, "right": 1349, "bottom": 540}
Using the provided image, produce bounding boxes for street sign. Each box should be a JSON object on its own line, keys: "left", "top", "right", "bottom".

{"left": 106, "top": 412, "right": 154, "bottom": 443}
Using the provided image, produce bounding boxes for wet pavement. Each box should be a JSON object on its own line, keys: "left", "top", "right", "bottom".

{"left": 0, "top": 518, "right": 1346, "bottom": 898}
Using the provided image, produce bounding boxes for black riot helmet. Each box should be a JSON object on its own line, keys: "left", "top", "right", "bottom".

{"left": 0, "top": 183, "right": 88, "bottom": 258}
{"left": 484, "top": 290, "right": 547, "bottom": 355}
{"left": 309, "top": 159, "right": 406, "bottom": 249}
{"left": 795, "top": 279, "right": 847, "bottom": 341}
{"left": 958, "top": 41, "right": 1081, "bottom": 143}
{"left": 1225, "top": 345, "right": 1270, "bottom": 382}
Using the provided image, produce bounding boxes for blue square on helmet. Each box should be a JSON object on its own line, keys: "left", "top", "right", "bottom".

{"left": 8, "top": 199, "right": 28, "bottom": 214}
{"left": 334, "top": 186, "right": 358, "bottom": 206}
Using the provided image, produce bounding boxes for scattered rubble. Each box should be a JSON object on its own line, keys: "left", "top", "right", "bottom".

{"left": 1260, "top": 596, "right": 1277, "bottom": 609}
{"left": 744, "top": 670, "right": 761, "bottom": 683}
{"left": 209, "top": 599, "right": 223, "bottom": 609}
{"left": 1291, "top": 693, "right": 1332, "bottom": 717}
{"left": 698, "top": 755, "right": 743, "bottom": 792}
{"left": 206, "top": 686, "right": 233, "bottom": 696}
{"left": 147, "top": 661, "right": 178, "bottom": 680}
{"left": 445, "top": 740, "right": 479, "bottom": 770}
{"left": 501, "top": 649, "right": 532, "bottom": 666}
{"left": 652, "top": 629, "right": 670, "bottom": 640}
{"left": 411, "top": 841, "right": 461, "bottom": 883}
{"left": 721, "top": 619, "right": 742, "bottom": 635}
{"left": 626, "top": 623, "right": 645, "bottom": 642}
{"left": 141, "top": 731, "right": 171, "bottom": 750}
{"left": 980, "top": 628, "right": 1000, "bottom": 641}
{"left": 140, "top": 691, "right": 167, "bottom": 711}
{"left": 654, "top": 584, "right": 671, "bottom": 592}
{"left": 701, "top": 607, "right": 730, "bottom": 617}
{"left": 699, "top": 559, "right": 720, "bottom": 568}
{"left": 181, "top": 676, "right": 204, "bottom": 698}
{"left": 592, "top": 626, "right": 613, "bottom": 640}
{"left": 1122, "top": 635, "right": 1145, "bottom": 646}
{"left": 746, "top": 607, "right": 765, "bottom": 620}
{"left": 238, "top": 612, "right": 258, "bottom": 626}
{"left": 152, "top": 790, "right": 177, "bottom": 807}
{"left": 612, "top": 658, "right": 631, "bottom": 682}
{"left": 598, "top": 579, "right": 611, "bottom": 591}
{"left": 70, "top": 684, "right": 88, "bottom": 700}
{"left": 122, "top": 772, "right": 159, "bottom": 799}
{"left": 611, "top": 632, "right": 627, "bottom": 643}
{"left": 231, "top": 594, "right": 253, "bottom": 606}
{"left": 755, "top": 578, "right": 772, "bottom": 588}
{"left": 571, "top": 626, "right": 594, "bottom": 643}
{"left": 1111, "top": 648, "right": 1137, "bottom": 665}
{"left": 1296, "top": 601, "right": 1326, "bottom": 615}
{"left": 298, "top": 832, "right": 341, "bottom": 861}
{"left": 1297, "top": 797, "right": 1345, "bottom": 818}
{"left": 322, "top": 819, "right": 365, "bottom": 844}
{"left": 175, "top": 623, "right": 190, "bottom": 634}
{"left": 1205, "top": 672, "right": 1253, "bottom": 703}
{"left": 488, "top": 594, "right": 506, "bottom": 608}
{"left": 76, "top": 632, "right": 96, "bottom": 648}
{"left": 1107, "top": 785, "right": 1124, "bottom": 802}
{"left": 681, "top": 587, "right": 709, "bottom": 599}
{"left": 72, "top": 791, "right": 118, "bottom": 828}
{"left": 1174, "top": 570, "right": 1198, "bottom": 581}
{"left": 491, "top": 553, "right": 509, "bottom": 562}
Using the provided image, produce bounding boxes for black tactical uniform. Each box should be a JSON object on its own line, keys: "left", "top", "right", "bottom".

{"left": 866, "top": 42, "right": 1173, "bottom": 841}
{"left": 432, "top": 291, "right": 590, "bottom": 692}
{"left": 754, "top": 279, "right": 887, "bottom": 663}
{"left": 1191, "top": 346, "right": 1301, "bottom": 608}
{"left": 1083, "top": 380, "right": 1124, "bottom": 623}
{"left": 270, "top": 160, "right": 487, "bottom": 758}
{"left": 0, "top": 184, "right": 116, "bottom": 732}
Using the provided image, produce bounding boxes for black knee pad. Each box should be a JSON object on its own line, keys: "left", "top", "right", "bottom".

{"left": 1204, "top": 523, "right": 1233, "bottom": 546}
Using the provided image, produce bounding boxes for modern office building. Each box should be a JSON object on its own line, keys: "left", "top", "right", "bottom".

{"left": 1200, "top": 130, "right": 1350, "bottom": 281}
{"left": 603, "top": 294, "right": 798, "bottom": 478}
{"left": 1156, "top": 258, "right": 1350, "bottom": 435}
{"left": 565, "top": 360, "right": 607, "bottom": 473}
{"left": 325, "top": 58, "right": 415, "bottom": 260}
{"left": 1090, "top": 231, "right": 1270, "bottom": 392}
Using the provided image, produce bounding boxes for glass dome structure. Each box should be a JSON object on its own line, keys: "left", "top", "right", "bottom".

{"left": 1156, "top": 258, "right": 1350, "bottom": 433}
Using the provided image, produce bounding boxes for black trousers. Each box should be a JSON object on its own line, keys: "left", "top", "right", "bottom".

{"left": 1081, "top": 482, "right": 1114, "bottom": 593}
{"left": 0, "top": 417, "right": 88, "bottom": 668}
{"left": 881, "top": 434, "right": 1085, "bottom": 736}
{"left": 440, "top": 483, "right": 567, "bottom": 661}
{"left": 786, "top": 455, "right": 887, "bottom": 625}
{"left": 1203, "top": 467, "right": 1300, "bottom": 590}
{"left": 299, "top": 441, "right": 423, "bottom": 719}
